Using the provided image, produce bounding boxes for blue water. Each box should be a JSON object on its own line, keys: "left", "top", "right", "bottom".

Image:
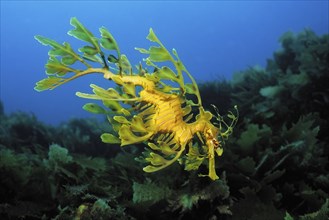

{"left": 1, "top": 1, "right": 328, "bottom": 125}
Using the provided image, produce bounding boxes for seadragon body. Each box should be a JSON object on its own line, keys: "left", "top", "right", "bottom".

{"left": 35, "top": 18, "right": 238, "bottom": 180}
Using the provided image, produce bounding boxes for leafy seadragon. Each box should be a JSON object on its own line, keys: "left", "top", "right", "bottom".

{"left": 35, "top": 17, "right": 238, "bottom": 180}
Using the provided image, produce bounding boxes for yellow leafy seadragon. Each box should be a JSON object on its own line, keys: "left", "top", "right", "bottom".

{"left": 35, "top": 17, "right": 238, "bottom": 180}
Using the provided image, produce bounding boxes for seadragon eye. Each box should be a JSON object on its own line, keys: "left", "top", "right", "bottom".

{"left": 211, "top": 138, "right": 219, "bottom": 148}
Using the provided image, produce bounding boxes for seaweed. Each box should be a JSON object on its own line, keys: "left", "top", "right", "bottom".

{"left": 224, "top": 29, "right": 329, "bottom": 219}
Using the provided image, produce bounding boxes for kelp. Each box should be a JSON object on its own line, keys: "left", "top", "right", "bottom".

{"left": 225, "top": 29, "right": 329, "bottom": 219}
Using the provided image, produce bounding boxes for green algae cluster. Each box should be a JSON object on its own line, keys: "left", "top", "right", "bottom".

{"left": 0, "top": 29, "right": 328, "bottom": 219}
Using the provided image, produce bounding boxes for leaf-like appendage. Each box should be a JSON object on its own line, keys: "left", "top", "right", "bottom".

{"left": 158, "top": 143, "right": 177, "bottom": 156}
{"left": 136, "top": 29, "right": 173, "bottom": 63}
{"left": 184, "top": 144, "right": 205, "bottom": 171}
{"left": 114, "top": 116, "right": 130, "bottom": 124}
{"left": 148, "top": 143, "right": 161, "bottom": 151}
{"left": 184, "top": 83, "right": 198, "bottom": 95}
{"left": 119, "top": 54, "right": 132, "bottom": 74}
{"left": 82, "top": 103, "right": 107, "bottom": 114}
{"left": 82, "top": 53, "right": 103, "bottom": 64}
{"left": 143, "top": 145, "right": 186, "bottom": 173}
{"left": 107, "top": 116, "right": 121, "bottom": 132}
{"left": 182, "top": 105, "right": 192, "bottom": 116}
{"left": 35, "top": 19, "right": 114, "bottom": 91}
{"left": 131, "top": 116, "right": 148, "bottom": 132}
{"left": 135, "top": 47, "right": 149, "bottom": 54}
{"left": 45, "top": 57, "right": 77, "bottom": 76}
{"left": 148, "top": 46, "right": 171, "bottom": 62}
{"left": 35, "top": 35, "right": 81, "bottom": 65}
{"left": 118, "top": 125, "right": 152, "bottom": 146}
{"left": 146, "top": 28, "right": 160, "bottom": 42}
{"left": 91, "top": 84, "right": 115, "bottom": 98}
{"left": 68, "top": 17, "right": 100, "bottom": 53}
{"left": 136, "top": 28, "right": 204, "bottom": 105}
{"left": 103, "top": 100, "right": 131, "bottom": 116}
{"left": 34, "top": 76, "right": 65, "bottom": 91}
{"left": 99, "top": 27, "right": 120, "bottom": 55}
{"left": 143, "top": 165, "right": 159, "bottom": 172}
{"left": 79, "top": 45, "right": 99, "bottom": 56}
{"left": 101, "top": 133, "right": 121, "bottom": 144}
{"left": 137, "top": 45, "right": 171, "bottom": 63}
{"left": 145, "top": 152, "right": 168, "bottom": 166}
{"left": 105, "top": 88, "right": 121, "bottom": 99}
{"left": 155, "top": 67, "right": 178, "bottom": 81}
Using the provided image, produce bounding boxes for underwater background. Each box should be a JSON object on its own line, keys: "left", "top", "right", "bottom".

{"left": 1, "top": 1, "right": 329, "bottom": 220}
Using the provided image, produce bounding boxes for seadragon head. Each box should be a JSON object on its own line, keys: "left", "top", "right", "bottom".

{"left": 198, "top": 105, "right": 239, "bottom": 180}
{"left": 186, "top": 105, "right": 238, "bottom": 180}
